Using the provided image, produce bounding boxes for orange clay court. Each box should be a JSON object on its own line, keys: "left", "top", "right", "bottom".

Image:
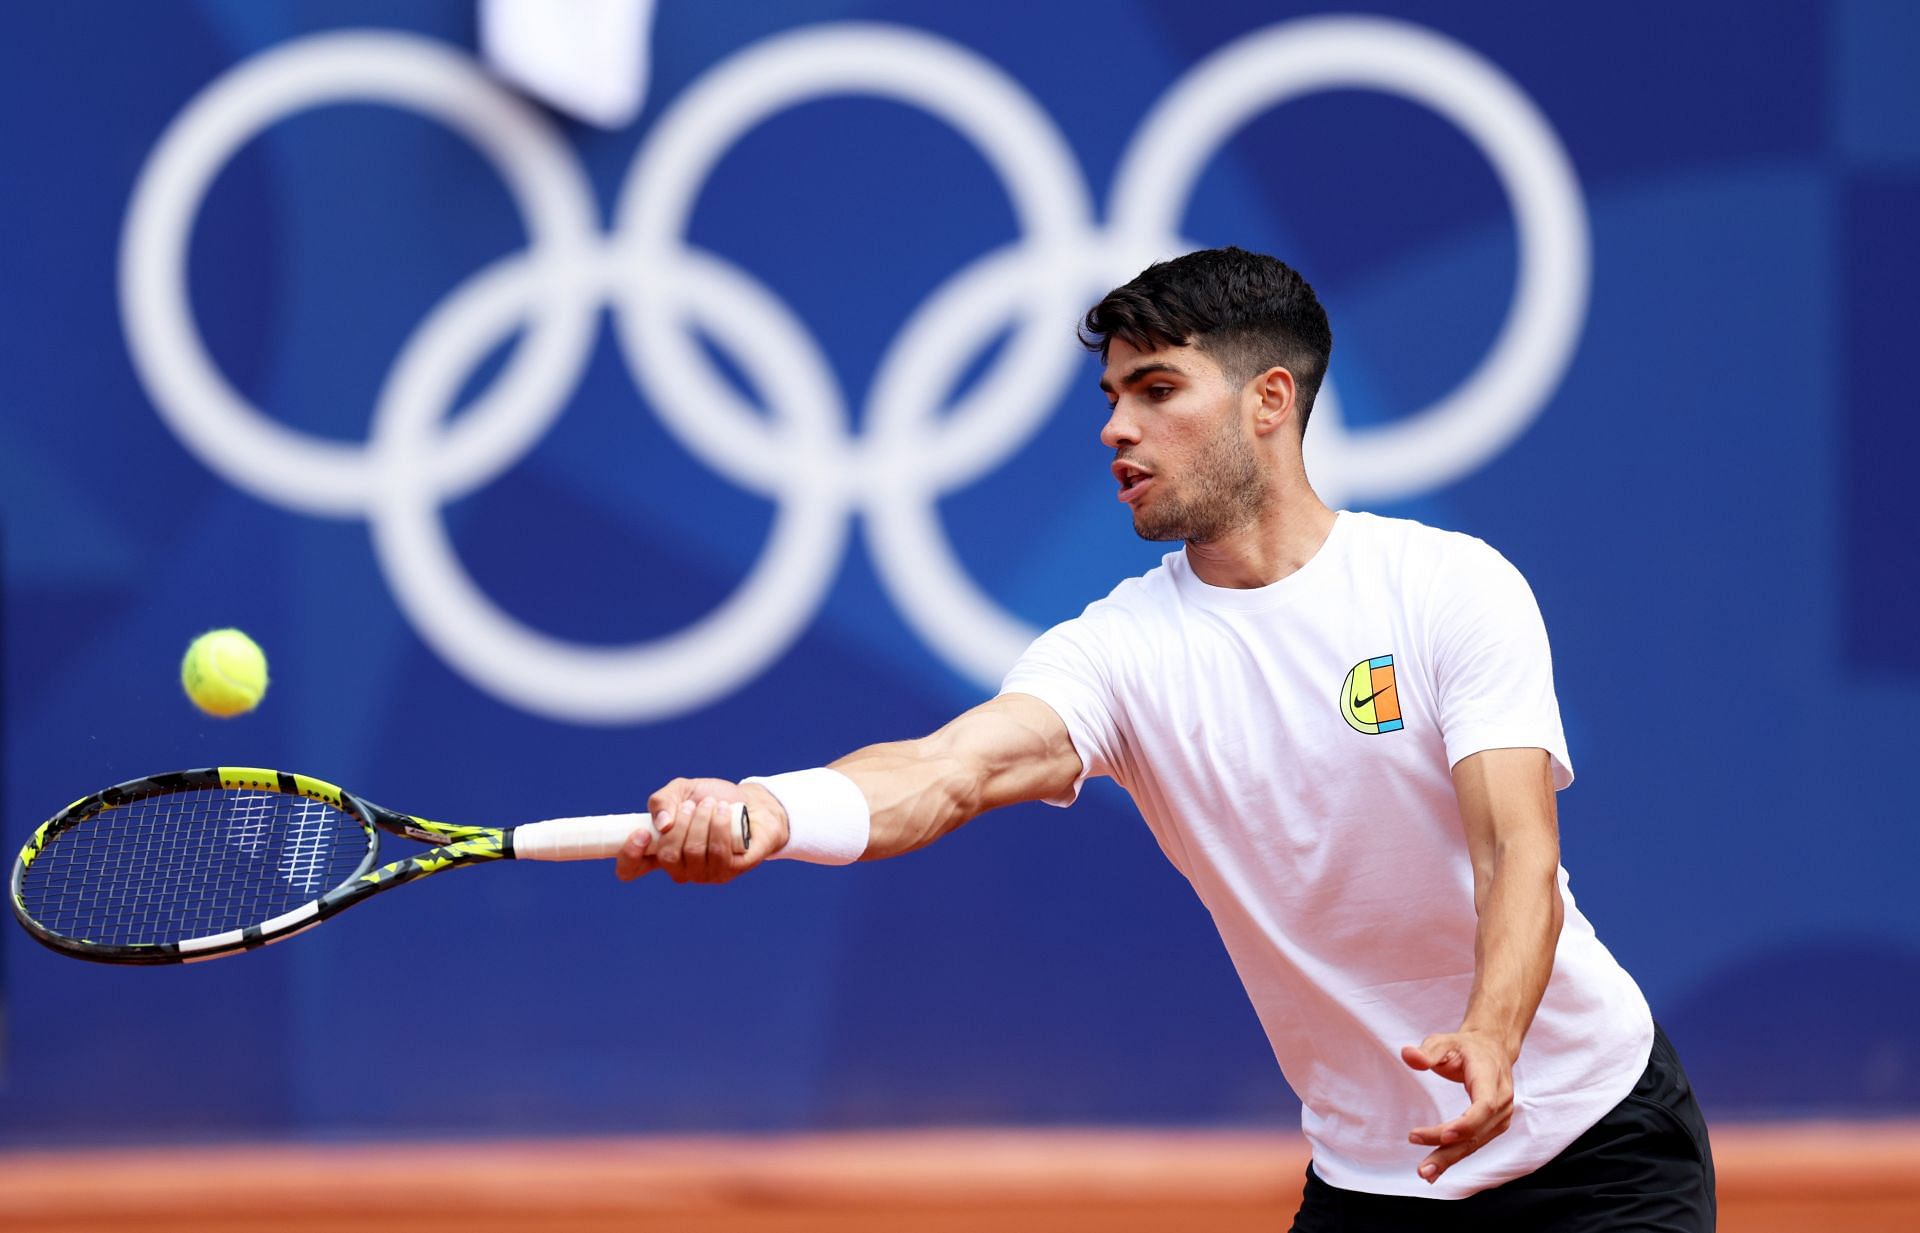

{"left": 4, "top": 1125, "right": 1920, "bottom": 1232}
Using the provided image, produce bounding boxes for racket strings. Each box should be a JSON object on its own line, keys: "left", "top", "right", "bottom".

{"left": 19, "top": 790, "right": 371, "bottom": 946}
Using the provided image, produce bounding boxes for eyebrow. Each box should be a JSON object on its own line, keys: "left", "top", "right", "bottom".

{"left": 1098, "top": 361, "right": 1186, "bottom": 396}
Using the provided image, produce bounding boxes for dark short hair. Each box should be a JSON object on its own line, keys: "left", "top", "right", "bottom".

{"left": 1080, "top": 246, "right": 1333, "bottom": 430}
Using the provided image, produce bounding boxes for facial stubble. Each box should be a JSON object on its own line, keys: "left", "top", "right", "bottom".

{"left": 1131, "top": 410, "right": 1270, "bottom": 545}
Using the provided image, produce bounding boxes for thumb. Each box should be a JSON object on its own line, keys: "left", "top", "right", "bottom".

{"left": 1402, "top": 1035, "right": 1462, "bottom": 1073}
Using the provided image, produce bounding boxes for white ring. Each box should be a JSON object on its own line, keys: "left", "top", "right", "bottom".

{"left": 367, "top": 251, "right": 850, "bottom": 723}
{"left": 1111, "top": 14, "right": 1589, "bottom": 504}
{"left": 612, "top": 22, "right": 1093, "bottom": 498}
{"left": 862, "top": 238, "right": 1087, "bottom": 493}
{"left": 120, "top": 31, "right": 601, "bottom": 516}
{"left": 860, "top": 232, "right": 1190, "bottom": 681}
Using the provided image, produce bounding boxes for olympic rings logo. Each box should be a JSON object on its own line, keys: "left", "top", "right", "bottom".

{"left": 120, "top": 16, "right": 1588, "bottom": 724}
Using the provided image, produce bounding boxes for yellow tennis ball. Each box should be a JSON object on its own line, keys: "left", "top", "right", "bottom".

{"left": 181, "top": 628, "right": 269, "bottom": 717}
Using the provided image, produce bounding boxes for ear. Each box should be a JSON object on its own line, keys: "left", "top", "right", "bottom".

{"left": 1249, "top": 366, "right": 1297, "bottom": 438}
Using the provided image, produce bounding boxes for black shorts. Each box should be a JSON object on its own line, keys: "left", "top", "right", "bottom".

{"left": 1290, "top": 1024, "right": 1715, "bottom": 1232}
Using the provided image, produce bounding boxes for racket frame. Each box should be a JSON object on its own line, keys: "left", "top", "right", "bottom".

{"left": 12, "top": 767, "right": 519, "bottom": 965}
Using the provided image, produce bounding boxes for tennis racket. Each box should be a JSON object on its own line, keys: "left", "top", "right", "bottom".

{"left": 9, "top": 766, "right": 749, "bottom": 965}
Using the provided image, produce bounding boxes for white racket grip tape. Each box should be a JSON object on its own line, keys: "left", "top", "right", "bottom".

{"left": 512, "top": 805, "right": 747, "bottom": 861}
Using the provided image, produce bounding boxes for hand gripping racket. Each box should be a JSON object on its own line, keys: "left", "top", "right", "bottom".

{"left": 8, "top": 767, "right": 748, "bottom": 965}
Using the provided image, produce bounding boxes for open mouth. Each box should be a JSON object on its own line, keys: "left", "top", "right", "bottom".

{"left": 1112, "top": 460, "right": 1154, "bottom": 503}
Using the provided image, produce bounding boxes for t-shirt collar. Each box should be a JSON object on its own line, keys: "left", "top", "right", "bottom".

{"left": 1170, "top": 510, "right": 1352, "bottom": 612}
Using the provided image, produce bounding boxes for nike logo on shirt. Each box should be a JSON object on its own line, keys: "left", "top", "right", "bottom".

{"left": 1354, "top": 683, "right": 1395, "bottom": 709}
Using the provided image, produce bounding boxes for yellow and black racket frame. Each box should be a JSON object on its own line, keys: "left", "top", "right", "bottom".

{"left": 10, "top": 767, "right": 511, "bottom": 965}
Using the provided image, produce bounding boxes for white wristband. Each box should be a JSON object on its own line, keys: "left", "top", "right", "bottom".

{"left": 742, "top": 768, "right": 870, "bottom": 865}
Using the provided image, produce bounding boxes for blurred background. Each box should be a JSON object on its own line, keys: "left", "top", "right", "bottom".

{"left": 2, "top": 0, "right": 1916, "bottom": 1227}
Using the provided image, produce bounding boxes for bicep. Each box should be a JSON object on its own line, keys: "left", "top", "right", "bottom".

{"left": 1451, "top": 748, "right": 1560, "bottom": 901}
{"left": 927, "top": 692, "right": 1084, "bottom": 814}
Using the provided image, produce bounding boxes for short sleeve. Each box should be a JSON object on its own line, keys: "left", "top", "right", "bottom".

{"left": 1425, "top": 539, "right": 1575, "bottom": 789}
{"left": 998, "top": 615, "right": 1125, "bottom": 806}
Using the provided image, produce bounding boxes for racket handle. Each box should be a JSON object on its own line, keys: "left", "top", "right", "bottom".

{"left": 512, "top": 804, "right": 750, "bottom": 862}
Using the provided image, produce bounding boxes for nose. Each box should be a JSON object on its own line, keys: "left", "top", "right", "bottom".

{"left": 1101, "top": 402, "right": 1139, "bottom": 450}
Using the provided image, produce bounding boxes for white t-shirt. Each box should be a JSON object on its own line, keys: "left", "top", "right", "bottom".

{"left": 999, "top": 511, "right": 1653, "bottom": 1199}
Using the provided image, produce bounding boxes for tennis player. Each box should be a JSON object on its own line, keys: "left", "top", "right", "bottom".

{"left": 622, "top": 247, "right": 1715, "bottom": 1230}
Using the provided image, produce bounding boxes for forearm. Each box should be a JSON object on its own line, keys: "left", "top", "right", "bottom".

{"left": 1459, "top": 836, "right": 1564, "bottom": 1057}
{"left": 738, "top": 694, "right": 1081, "bottom": 864}
{"left": 825, "top": 738, "right": 974, "bottom": 859}
{"left": 1408, "top": 749, "right": 1566, "bottom": 1179}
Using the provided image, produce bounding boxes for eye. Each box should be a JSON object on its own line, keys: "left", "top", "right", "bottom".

{"left": 1148, "top": 384, "right": 1175, "bottom": 400}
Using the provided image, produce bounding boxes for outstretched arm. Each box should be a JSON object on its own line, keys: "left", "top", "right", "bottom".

{"left": 617, "top": 692, "right": 1082, "bottom": 883}
{"left": 1402, "top": 746, "right": 1565, "bottom": 1183}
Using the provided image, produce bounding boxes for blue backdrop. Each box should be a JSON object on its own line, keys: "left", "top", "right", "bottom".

{"left": 3, "top": 0, "right": 1917, "bottom": 1146}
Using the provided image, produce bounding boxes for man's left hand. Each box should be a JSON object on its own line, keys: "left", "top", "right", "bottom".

{"left": 1401, "top": 1029, "right": 1516, "bottom": 1184}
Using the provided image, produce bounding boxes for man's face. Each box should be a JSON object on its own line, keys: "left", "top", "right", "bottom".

{"left": 1098, "top": 337, "right": 1268, "bottom": 544}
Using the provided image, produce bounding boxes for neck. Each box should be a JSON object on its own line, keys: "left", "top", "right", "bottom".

{"left": 1183, "top": 477, "right": 1337, "bottom": 589}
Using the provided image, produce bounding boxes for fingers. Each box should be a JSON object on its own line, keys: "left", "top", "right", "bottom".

{"left": 652, "top": 799, "right": 698, "bottom": 879}
{"left": 1402, "top": 1030, "right": 1516, "bottom": 1183}
{"left": 1404, "top": 1035, "right": 1471, "bottom": 1146}
{"left": 1416, "top": 1109, "right": 1513, "bottom": 1182}
{"left": 679, "top": 797, "right": 718, "bottom": 883}
{"left": 710, "top": 799, "right": 742, "bottom": 869}
{"left": 1409, "top": 1093, "right": 1498, "bottom": 1147}
{"left": 619, "top": 779, "right": 757, "bottom": 885}
{"left": 626, "top": 778, "right": 693, "bottom": 874}
{"left": 614, "top": 824, "right": 654, "bottom": 881}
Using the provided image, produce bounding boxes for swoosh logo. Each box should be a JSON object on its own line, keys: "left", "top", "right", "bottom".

{"left": 1353, "top": 682, "right": 1395, "bottom": 709}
